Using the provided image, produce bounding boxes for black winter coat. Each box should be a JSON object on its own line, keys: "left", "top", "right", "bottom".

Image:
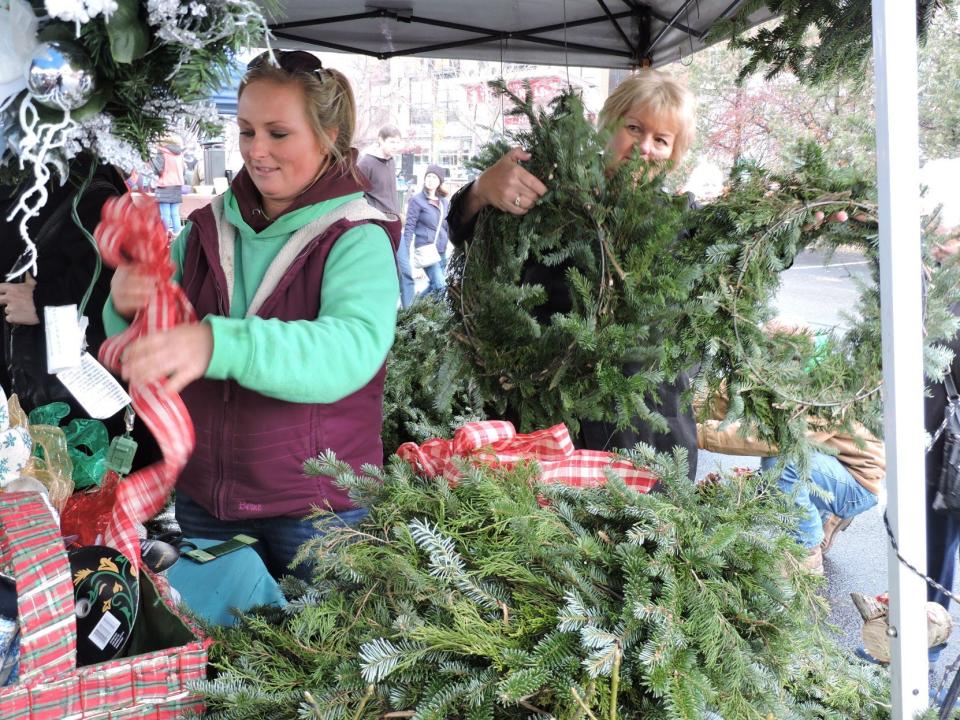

{"left": 926, "top": 303, "right": 960, "bottom": 488}
{"left": 0, "top": 159, "right": 126, "bottom": 418}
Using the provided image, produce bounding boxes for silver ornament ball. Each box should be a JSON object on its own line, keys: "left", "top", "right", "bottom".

{"left": 26, "top": 41, "right": 96, "bottom": 111}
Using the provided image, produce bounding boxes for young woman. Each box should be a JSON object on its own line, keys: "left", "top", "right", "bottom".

{"left": 105, "top": 50, "right": 400, "bottom": 580}
{"left": 402, "top": 164, "right": 449, "bottom": 298}
{"left": 447, "top": 70, "right": 699, "bottom": 478}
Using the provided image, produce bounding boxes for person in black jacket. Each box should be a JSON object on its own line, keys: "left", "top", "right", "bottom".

{"left": 927, "top": 301, "right": 960, "bottom": 615}
{"left": 448, "top": 70, "right": 700, "bottom": 478}
{"left": 0, "top": 156, "right": 126, "bottom": 420}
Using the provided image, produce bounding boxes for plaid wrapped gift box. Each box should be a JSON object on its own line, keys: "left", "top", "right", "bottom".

{"left": 397, "top": 420, "right": 658, "bottom": 492}
{"left": 0, "top": 492, "right": 209, "bottom": 719}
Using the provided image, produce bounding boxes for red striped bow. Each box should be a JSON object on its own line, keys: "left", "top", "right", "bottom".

{"left": 96, "top": 194, "right": 198, "bottom": 574}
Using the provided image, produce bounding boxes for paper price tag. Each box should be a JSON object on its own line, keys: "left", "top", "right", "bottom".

{"left": 44, "top": 305, "right": 82, "bottom": 373}
{"left": 56, "top": 352, "right": 131, "bottom": 419}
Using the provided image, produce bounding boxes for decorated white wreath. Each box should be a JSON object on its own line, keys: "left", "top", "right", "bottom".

{"left": 0, "top": 0, "right": 268, "bottom": 277}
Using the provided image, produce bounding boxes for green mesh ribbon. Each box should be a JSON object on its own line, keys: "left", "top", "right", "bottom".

{"left": 29, "top": 403, "right": 110, "bottom": 490}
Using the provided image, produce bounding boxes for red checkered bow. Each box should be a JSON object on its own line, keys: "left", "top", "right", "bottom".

{"left": 396, "top": 420, "right": 658, "bottom": 492}
{"left": 96, "top": 194, "right": 198, "bottom": 574}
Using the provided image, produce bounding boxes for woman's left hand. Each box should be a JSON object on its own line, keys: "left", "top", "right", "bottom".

{"left": 0, "top": 274, "right": 39, "bottom": 326}
{"left": 121, "top": 323, "right": 213, "bottom": 394}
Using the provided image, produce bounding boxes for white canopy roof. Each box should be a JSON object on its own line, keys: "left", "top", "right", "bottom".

{"left": 262, "top": 0, "right": 774, "bottom": 69}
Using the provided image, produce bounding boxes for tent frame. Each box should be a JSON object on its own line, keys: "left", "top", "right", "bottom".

{"left": 268, "top": 1, "right": 742, "bottom": 65}
{"left": 872, "top": 1, "right": 929, "bottom": 716}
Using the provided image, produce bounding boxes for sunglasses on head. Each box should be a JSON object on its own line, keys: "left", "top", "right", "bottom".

{"left": 246, "top": 50, "right": 329, "bottom": 80}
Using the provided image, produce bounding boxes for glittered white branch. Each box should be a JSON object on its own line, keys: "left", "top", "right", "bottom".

{"left": 6, "top": 95, "right": 79, "bottom": 280}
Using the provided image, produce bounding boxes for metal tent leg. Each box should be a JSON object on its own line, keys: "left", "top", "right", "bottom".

{"left": 871, "top": 0, "right": 929, "bottom": 716}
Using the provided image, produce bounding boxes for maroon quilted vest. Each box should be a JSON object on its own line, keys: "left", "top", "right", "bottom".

{"left": 177, "top": 196, "right": 400, "bottom": 519}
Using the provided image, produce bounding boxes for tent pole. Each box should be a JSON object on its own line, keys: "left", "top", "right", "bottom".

{"left": 871, "top": 0, "right": 928, "bottom": 716}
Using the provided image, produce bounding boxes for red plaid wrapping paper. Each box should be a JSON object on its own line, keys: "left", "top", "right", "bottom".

{"left": 0, "top": 494, "right": 76, "bottom": 680}
{"left": 396, "top": 420, "right": 658, "bottom": 491}
{"left": 95, "top": 194, "right": 198, "bottom": 574}
{"left": 0, "top": 492, "right": 209, "bottom": 719}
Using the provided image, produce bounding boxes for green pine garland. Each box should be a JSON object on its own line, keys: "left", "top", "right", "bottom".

{"left": 201, "top": 449, "right": 889, "bottom": 720}
{"left": 711, "top": 0, "right": 953, "bottom": 84}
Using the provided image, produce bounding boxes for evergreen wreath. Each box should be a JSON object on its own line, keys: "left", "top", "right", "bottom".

{"left": 450, "top": 81, "right": 960, "bottom": 467}
{"left": 448, "top": 81, "right": 695, "bottom": 439}
{"left": 201, "top": 449, "right": 890, "bottom": 719}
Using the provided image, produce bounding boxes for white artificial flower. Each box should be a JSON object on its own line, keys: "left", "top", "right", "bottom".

{"left": 44, "top": 0, "right": 91, "bottom": 25}
{"left": 44, "top": 0, "right": 118, "bottom": 27}
{"left": 0, "top": 0, "right": 39, "bottom": 94}
{"left": 75, "top": 114, "right": 143, "bottom": 173}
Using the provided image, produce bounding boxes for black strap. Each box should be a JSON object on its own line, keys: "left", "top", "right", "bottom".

{"left": 946, "top": 373, "right": 959, "bottom": 403}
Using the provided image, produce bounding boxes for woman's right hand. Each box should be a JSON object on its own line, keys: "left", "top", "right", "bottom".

{"left": 465, "top": 147, "right": 549, "bottom": 219}
{"left": 111, "top": 264, "right": 157, "bottom": 319}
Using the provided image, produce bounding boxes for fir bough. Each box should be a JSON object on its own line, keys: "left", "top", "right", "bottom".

{"left": 381, "top": 296, "right": 486, "bottom": 458}
{"left": 202, "top": 449, "right": 890, "bottom": 720}
{"left": 685, "top": 146, "right": 960, "bottom": 461}
{"left": 711, "top": 0, "right": 953, "bottom": 84}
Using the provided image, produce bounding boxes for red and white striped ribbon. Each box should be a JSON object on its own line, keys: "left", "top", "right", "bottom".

{"left": 95, "top": 193, "right": 197, "bottom": 574}
{"left": 397, "top": 420, "right": 658, "bottom": 492}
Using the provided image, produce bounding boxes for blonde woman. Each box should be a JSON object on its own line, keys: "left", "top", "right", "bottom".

{"left": 105, "top": 51, "right": 400, "bottom": 580}
{"left": 447, "top": 70, "right": 699, "bottom": 476}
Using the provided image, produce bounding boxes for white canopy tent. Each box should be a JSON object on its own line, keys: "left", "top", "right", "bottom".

{"left": 259, "top": 1, "right": 933, "bottom": 716}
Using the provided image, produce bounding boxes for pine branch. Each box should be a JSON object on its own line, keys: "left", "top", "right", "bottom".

{"left": 206, "top": 453, "right": 891, "bottom": 719}
{"left": 712, "top": 0, "right": 955, "bottom": 85}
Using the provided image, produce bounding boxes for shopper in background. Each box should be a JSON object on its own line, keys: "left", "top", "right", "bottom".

{"left": 358, "top": 124, "right": 402, "bottom": 215}
{"left": 403, "top": 164, "right": 449, "bottom": 299}
{"left": 154, "top": 134, "right": 186, "bottom": 237}
{"left": 360, "top": 125, "right": 413, "bottom": 307}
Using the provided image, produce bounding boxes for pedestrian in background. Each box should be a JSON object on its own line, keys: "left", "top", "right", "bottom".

{"left": 359, "top": 125, "right": 412, "bottom": 305}
{"left": 697, "top": 387, "right": 884, "bottom": 575}
{"left": 358, "top": 124, "right": 402, "bottom": 215}
{"left": 154, "top": 133, "right": 186, "bottom": 237}
{"left": 403, "top": 164, "right": 449, "bottom": 299}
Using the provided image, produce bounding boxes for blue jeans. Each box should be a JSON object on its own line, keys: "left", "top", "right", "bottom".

{"left": 418, "top": 261, "right": 445, "bottom": 297}
{"left": 399, "top": 272, "right": 416, "bottom": 308}
{"left": 396, "top": 236, "right": 415, "bottom": 308}
{"left": 158, "top": 201, "right": 182, "bottom": 234}
{"left": 175, "top": 492, "right": 368, "bottom": 581}
{"left": 761, "top": 452, "right": 877, "bottom": 548}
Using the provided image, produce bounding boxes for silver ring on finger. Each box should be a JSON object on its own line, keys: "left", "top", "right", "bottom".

{"left": 514, "top": 194, "right": 522, "bottom": 208}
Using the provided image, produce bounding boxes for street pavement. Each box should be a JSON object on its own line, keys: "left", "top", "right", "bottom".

{"left": 697, "top": 248, "right": 960, "bottom": 695}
